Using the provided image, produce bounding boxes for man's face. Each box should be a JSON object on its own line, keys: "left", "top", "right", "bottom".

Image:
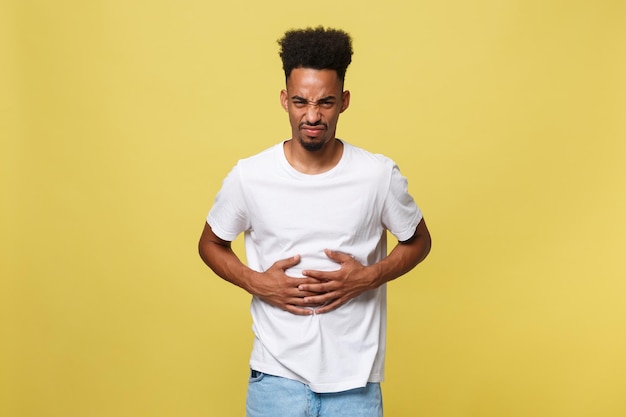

{"left": 280, "top": 68, "right": 350, "bottom": 152}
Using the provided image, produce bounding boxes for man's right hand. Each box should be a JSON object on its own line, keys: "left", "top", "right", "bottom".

{"left": 199, "top": 223, "right": 326, "bottom": 316}
{"left": 251, "top": 255, "right": 327, "bottom": 316}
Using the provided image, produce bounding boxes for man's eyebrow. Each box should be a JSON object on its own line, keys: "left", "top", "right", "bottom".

{"left": 290, "top": 95, "right": 337, "bottom": 102}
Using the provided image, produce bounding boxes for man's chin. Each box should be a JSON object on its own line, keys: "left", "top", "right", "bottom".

{"left": 298, "top": 137, "right": 326, "bottom": 152}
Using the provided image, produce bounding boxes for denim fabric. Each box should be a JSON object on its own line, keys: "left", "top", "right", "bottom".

{"left": 246, "top": 371, "right": 383, "bottom": 417}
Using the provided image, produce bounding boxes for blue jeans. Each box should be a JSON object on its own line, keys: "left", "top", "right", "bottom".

{"left": 246, "top": 371, "right": 383, "bottom": 417}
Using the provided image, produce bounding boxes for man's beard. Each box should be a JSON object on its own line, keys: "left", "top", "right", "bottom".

{"left": 298, "top": 136, "right": 326, "bottom": 152}
{"left": 297, "top": 121, "right": 328, "bottom": 152}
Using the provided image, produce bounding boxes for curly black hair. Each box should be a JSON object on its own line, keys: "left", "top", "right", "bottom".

{"left": 278, "top": 26, "right": 353, "bottom": 82}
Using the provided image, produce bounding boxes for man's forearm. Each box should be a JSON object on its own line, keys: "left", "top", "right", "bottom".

{"left": 199, "top": 238, "right": 258, "bottom": 294}
{"left": 369, "top": 219, "right": 431, "bottom": 287}
{"left": 198, "top": 222, "right": 259, "bottom": 294}
{"left": 296, "top": 219, "right": 431, "bottom": 314}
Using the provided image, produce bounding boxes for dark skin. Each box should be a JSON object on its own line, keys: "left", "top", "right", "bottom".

{"left": 198, "top": 219, "right": 431, "bottom": 315}
{"left": 198, "top": 67, "right": 432, "bottom": 315}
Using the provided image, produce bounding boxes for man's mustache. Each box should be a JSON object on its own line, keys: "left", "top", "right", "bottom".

{"left": 299, "top": 121, "right": 327, "bottom": 128}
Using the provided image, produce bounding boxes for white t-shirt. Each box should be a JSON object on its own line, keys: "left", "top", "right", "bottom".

{"left": 207, "top": 140, "right": 422, "bottom": 393}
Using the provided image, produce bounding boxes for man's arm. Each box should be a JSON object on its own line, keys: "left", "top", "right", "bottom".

{"left": 198, "top": 222, "right": 324, "bottom": 315}
{"left": 298, "top": 218, "right": 432, "bottom": 314}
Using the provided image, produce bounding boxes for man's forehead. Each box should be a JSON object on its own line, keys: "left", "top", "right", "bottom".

{"left": 286, "top": 71, "right": 342, "bottom": 99}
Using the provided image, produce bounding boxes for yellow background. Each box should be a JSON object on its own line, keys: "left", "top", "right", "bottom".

{"left": 2, "top": 0, "right": 625, "bottom": 416}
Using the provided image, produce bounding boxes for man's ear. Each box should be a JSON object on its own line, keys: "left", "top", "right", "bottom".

{"left": 280, "top": 89, "right": 289, "bottom": 112}
{"left": 340, "top": 90, "right": 351, "bottom": 113}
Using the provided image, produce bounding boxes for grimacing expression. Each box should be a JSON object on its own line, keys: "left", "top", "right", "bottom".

{"left": 280, "top": 68, "right": 350, "bottom": 152}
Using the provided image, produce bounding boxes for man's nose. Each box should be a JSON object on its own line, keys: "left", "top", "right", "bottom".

{"left": 304, "top": 103, "right": 321, "bottom": 124}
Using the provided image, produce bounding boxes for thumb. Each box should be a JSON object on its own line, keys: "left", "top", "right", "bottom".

{"left": 324, "top": 249, "right": 354, "bottom": 263}
{"left": 275, "top": 254, "right": 301, "bottom": 270}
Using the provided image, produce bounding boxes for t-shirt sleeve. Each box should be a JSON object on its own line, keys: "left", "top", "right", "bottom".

{"left": 206, "top": 164, "right": 250, "bottom": 242}
{"left": 381, "top": 164, "right": 422, "bottom": 242}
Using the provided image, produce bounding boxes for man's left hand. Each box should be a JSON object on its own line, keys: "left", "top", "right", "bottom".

{"left": 298, "top": 249, "right": 379, "bottom": 314}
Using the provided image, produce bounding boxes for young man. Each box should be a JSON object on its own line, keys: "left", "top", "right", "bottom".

{"left": 199, "top": 26, "right": 431, "bottom": 417}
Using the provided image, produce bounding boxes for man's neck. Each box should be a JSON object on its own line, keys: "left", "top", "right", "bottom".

{"left": 284, "top": 138, "right": 344, "bottom": 175}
